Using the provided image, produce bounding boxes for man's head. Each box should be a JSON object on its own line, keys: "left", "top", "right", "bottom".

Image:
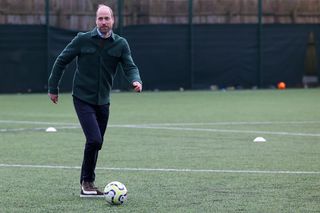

{"left": 96, "top": 4, "right": 114, "bottom": 36}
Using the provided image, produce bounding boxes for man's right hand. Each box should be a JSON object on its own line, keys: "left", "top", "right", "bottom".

{"left": 48, "top": 93, "right": 59, "bottom": 104}
{"left": 132, "top": 81, "right": 142, "bottom": 93}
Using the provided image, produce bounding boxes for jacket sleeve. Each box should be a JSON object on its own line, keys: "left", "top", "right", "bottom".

{"left": 120, "top": 39, "right": 142, "bottom": 85}
{"left": 48, "top": 33, "right": 82, "bottom": 94}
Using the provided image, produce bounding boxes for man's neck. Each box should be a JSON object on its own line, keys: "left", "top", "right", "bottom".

{"left": 97, "top": 28, "right": 112, "bottom": 39}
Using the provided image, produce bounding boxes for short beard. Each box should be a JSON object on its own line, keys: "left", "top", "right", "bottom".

{"left": 99, "top": 27, "right": 112, "bottom": 37}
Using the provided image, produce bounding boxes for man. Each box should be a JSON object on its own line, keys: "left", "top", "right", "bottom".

{"left": 48, "top": 4, "right": 142, "bottom": 198}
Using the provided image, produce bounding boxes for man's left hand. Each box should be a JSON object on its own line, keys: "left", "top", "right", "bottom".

{"left": 132, "top": 81, "right": 142, "bottom": 93}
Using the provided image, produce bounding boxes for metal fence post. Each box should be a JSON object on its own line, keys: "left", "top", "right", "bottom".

{"left": 45, "top": 0, "right": 50, "bottom": 80}
{"left": 117, "top": 0, "right": 124, "bottom": 35}
{"left": 188, "top": 0, "right": 194, "bottom": 89}
{"left": 257, "top": 0, "right": 263, "bottom": 87}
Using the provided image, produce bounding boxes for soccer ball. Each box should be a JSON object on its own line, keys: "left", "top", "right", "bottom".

{"left": 104, "top": 181, "right": 128, "bottom": 205}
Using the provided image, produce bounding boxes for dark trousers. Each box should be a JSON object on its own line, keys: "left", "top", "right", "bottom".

{"left": 73, "top": 96, "right": 110, "bottom": 184}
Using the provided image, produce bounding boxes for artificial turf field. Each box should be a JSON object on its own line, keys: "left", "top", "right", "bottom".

{"left": 0, "top": 89, "right": 319, "bottom": 212}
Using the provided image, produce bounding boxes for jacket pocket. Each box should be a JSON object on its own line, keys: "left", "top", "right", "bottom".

{"left": 107, "top": 48, "right": 121, "bottom": 57}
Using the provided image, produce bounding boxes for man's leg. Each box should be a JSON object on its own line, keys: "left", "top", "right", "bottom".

{"left": 96, "top": 103, "right": 110, "bottom": 143}
{"left": 88, "top": 103, "right": 110, "bottom": 180}
{"left": 73, "top": 97, "right": 105, "bottom": 197}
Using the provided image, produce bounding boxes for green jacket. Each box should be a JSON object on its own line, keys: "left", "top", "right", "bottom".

{"left": 48, "top": 28, "right": 142, "bottom": 105}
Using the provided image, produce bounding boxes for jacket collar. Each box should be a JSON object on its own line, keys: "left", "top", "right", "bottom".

{"left": 91, "top": 27, "right": 115, "bottom": 41}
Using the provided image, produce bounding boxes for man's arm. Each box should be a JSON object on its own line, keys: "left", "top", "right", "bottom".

{"left": 120, "top": 39, "right": 142, "bottom": 92}
{"left": 48, "top": 33, "right": 82, "bottom": 100}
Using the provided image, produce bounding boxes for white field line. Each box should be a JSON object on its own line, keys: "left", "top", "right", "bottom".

{"left": 0, "top": 126, "right": 80, "bottom": 132}
{"left": 126, "top": 121, "right": 320, "bottom": 126}
{"left": 113, "top": 125, "right": 320, "bottom": 137}
{"left": 0, "top": 120, "right": 78, "bottom": 126}
{"left": 0, "top": 163, "right": 319, "bottom": 175}
{"left": 1, "top": 120, "right": 320, "bottom": 126}
{"left": 0, "top": 120, "right": 320, "bottom": 137}
{"left": 2, "top": 125, "right": 320, "bottom": 137}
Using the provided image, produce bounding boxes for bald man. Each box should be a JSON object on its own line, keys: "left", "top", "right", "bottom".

{"left": 48, "top": 4, "right": 142, "bottom": 198}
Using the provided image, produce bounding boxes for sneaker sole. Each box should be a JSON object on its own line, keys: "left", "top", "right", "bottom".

{"left": 80, "top": 194, "right": 105, "bottom": 198}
